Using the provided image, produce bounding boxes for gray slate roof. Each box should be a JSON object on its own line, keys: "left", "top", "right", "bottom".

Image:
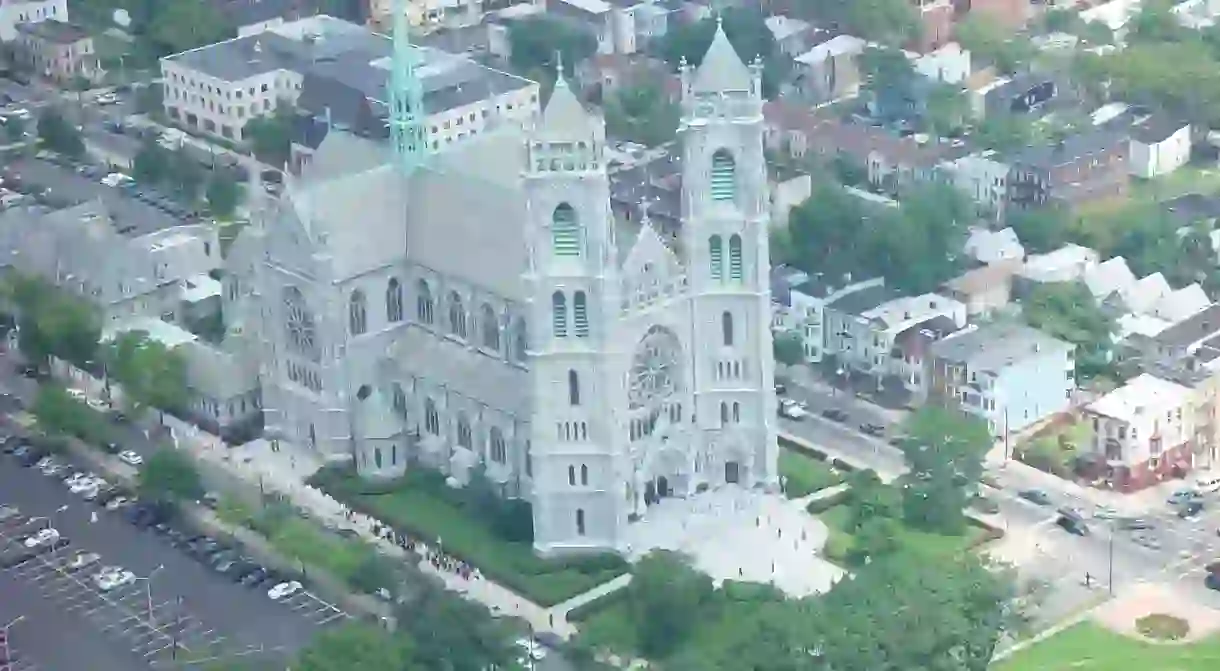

{"left": 930, "top": 323, "right": 1072, "bottom": 372}
{"left": 388, "top": 325, "right": 530, "bottom": 416}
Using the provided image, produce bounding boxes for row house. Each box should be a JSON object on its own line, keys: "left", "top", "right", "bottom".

{"left": 1006, "top": 130, "right": 1130, "bottom": 211}
{"left": 928, "top": 322, "right": 1076, "bottom": 437}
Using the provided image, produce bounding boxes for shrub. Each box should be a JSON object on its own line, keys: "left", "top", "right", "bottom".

{"left": 1135, "top": 614, "right": 1190, "bottom": 641}
{"left": 805, "top": 489, "right": 852, "bottom": 514}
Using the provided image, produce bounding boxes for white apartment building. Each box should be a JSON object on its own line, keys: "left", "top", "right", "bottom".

{"left": 547, "top": 0, "right": 671, "bottom": 55}
{"left": 0, "top": 0, "right": 66, "bottom": 41}
{"left": 160, "top": 15, "right": 539, "bottom": 146}
{"left": 1082, "top": 373, "right": 1195, "bottom": 492}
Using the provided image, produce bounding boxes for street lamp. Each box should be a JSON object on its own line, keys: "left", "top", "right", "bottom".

{"left": 1, "top": 615, "right": 23, "bottom": 665}
{"left": 134, "top": 564, "right": 164, "bottom": 626}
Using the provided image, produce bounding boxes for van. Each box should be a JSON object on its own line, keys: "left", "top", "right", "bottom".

{"left": 1197, "top": 473, "right": 1220, "bottom": 493}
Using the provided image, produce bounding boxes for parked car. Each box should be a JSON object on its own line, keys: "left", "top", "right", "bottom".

{"left": 118, "top": 450, "right": 143, "bottom": 466}
{"left": 1056, "top": 514, "right": 1090, "bottom": 536}
{"left": 1180, "top": 501, "right": 1206, "bottom": 519}
{"left": 66, "top": 551, "right": 101, "bottom": 571}
{"left": 1168, "top": 489, "right": 1203, "bottom": 506}
{"left": 820, "top": 408, "right": 849, "bottom": 423}
{"left": 1018, "top": 489, "right": 1052, "bottom": 506}
{"left": 23, "top": 528, "right": 60, "bottom": 548}
{"left": 778, "top": 399, "right": 807, "bottom": 420}
{"left": 93, "top": 566, "right": 136, "bottom": 591}
{"left": 859, "top": 422, "right": 885, "bottom": 437}
{"left": 267, "top": 580, "right": 303, "bottom": 601}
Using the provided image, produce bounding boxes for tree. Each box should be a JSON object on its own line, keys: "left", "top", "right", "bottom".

{"left": 955, "top": 16, "right": 1034, "bottom": 74}
{"left": 133, "top": 138, "right": 172, "bottom": 184}
{"left": 897, "top": 406, "right": 991, "bottom": 534}
{"left": 923, "top": 83, "right": 969, "bottom": 135}
{"left": 244, "top": 105, "right": 295, "bottom": 166}
{"left": 137, "top": 448, "right": 204, "bottom": 501}
{"left": 849, "top": 516, "right": 901, "bottom": 564}
{"left": 169, "top": 147, "right": 205, "bottom": 198}
{"left": 603, "top": 81, "right": 680, "bottom": 147}
{"left": 629, "top": 551, "right": 715, "bottom": 658}
{"left": 104, "top": 330, "right": 190, "bottom": 417}
{"left": 295, "top": 622, "right": 413, "bottom": 671}
{"left": 37, "top": 108, "right": 84, "bottom": 159}
{"left": 6, "top": 275, "right": 100, "bottom": 368}
{"left": 346, "top": 549, "right": 397, "bottom": 596}
{"left": 397, "top": 584, "right": 516, "bottom": 671}
{"left": 1023, "top": 282, "right": 1115, "bottom": 379}
{"left": 206, "top": 174, "right": 241, "bottom": 218}
{"left": 844, "top": 468, "right": 901, "bottom": 531}
{"left": 507, "top": 16, "right": 597, "bottom": 77}
{"left": 4, "top": 117, "right": 25, "bottom": 142}
{"left": 1007, "top": 206, "right": 1069, "bottom": 255}
{"left": 974, "top": 113, "right": 1035, "bottom": 153}
{"left": 772, "top": 331, "right": 804, "bottom": 367}
{"left": 146, "top": 0, "right": 232, "bottom": 56}
{"left": 134, "top": 83, "right": 164, "bottom": 115}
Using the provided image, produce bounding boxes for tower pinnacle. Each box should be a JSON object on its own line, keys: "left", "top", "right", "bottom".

{"left": 389, "top": 0, "right": 426, "bottom": 175}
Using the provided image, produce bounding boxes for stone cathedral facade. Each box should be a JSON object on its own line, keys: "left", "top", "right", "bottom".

{"left": 222, "top": 24, "right": 779, "bottom": 555}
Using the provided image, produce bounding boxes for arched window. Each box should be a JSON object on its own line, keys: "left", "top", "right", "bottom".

{"left": 576, "top": 509, "right": 586, "bottom": 535}
{"left": 374, "top": 447, "right": 383, "bottom": 469}
{"left": 348, "top": 290, "right": 367, "bottom": 335}
{"left": 552, "top": 291, "right": 568, "bottom": 337}
{"left": 720, "top": 402, "right": 729, "bottom": 424}
{"left": 386, "top": 278, "right": 403, "bottom": 322}
{"left": 729, "top": 234, "right": 743, "bottom": 281}
{"left": 722, "top": 311, "right": 734, "bottom": 347}
{"left": 552, "top": 203, "right": 581, "bottom": 257}
{"left": 490, "top": 427, "right": 506, "bottom": 463}
{"left": 282, "top": 286, "right": 319, "bottom": 361}
{"left": 514, "top": 318, "right": 528, "bottom": 362}
{"left": 732, "top": 402, "right": 740, "bottom": 423}
{"left": 448, "top": 292, "right": 467, "bottom": 338}
{"left": 709, "top": 235, "right": 723, "bottom": 281}
{"left": 424, "top": 398, "right": 439, "bottom": 434}
{"left": 416, "top": 279, "right": 434, "bottom": 324}
{"left": 711, "top": 149, "right": 736, "bottom": 202}
{"left": 580, "top": 464, "right": 588, "bottom": 485}
{"left": 568, "top": 370, "right": 581, "bottom": 406}
{"left": 481, "top": 303, "right": 500, "bottom": 350}
{"left": 457, "top": 414, "right": 472, "bottom": 449}
{"left": 573, "top": 291, "right": 589, "bottom": 337}
{"left": 568, "top": 465, "right": 576, "bottom": 485}
{"left": 391, "top": 444, "right": 397, "bottom": 465}
{"left": 392, "top": 383, "right": 408, "bottom": 418}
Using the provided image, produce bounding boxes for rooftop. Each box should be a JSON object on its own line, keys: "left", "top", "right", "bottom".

{"left": 103, "top": 317, "right": 199, "bottom": 348}
{"left": 930, "top": 322, "right": 1072, "bottom": 372}
{"left": 16, "top": 19, "right": 90, "bottom": 45}
{"left": 826, "top": 283, "right": 898, "bottom": 316}
{"left": 943, "top": 259, "right": 1021, "bottom": 295}
{"left": 1152, "top": 303, "right": 1220, "bottom": 349}
{"left": 1008, "top": 129, "right": 1124, "bottom": 169}
{"left": 1129, "top": 114, "right": 1189, "bottom": 145}
{"left": 1087, "top": 373, "right": 1193, "bottom": 422}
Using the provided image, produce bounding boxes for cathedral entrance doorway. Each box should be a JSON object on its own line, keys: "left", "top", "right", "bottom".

{"left": 643, "top": 476, "right": 673, "bottom": 506}
{"left": 725, "top": 461, "right": 740, "bottom": 484}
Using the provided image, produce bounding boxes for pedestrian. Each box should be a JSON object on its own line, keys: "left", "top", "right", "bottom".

{"left": 90, "top": 510, "right": 98, "bottom": 524}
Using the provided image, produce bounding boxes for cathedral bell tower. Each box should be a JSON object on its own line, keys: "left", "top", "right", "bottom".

{"left": 523, "top": 67, "right": 625, "bottom": 555}
{"left": 679, "top": 21, "right": 779, "bottom": 490}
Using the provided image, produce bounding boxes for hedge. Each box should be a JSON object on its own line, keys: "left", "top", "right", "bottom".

{"left": 805, "top": 488, "right": 852, "bottom": 515}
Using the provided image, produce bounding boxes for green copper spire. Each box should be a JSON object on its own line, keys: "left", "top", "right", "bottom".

{"left": 389, "top": 0, "right": 426, "bottom": 175}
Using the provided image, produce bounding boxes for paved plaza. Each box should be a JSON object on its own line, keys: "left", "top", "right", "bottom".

{"left": 623, "top": 486, "right": 846, "bottom": 597}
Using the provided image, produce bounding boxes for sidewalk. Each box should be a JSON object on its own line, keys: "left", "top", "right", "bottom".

{"left": 780, "top": 429, "right": 907, "bottom": 483}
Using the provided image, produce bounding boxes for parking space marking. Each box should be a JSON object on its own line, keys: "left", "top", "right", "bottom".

{"left": 1, "top": 647, "right": 40, "bottom": 671}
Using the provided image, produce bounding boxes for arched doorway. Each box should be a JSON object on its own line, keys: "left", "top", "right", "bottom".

{"left": 725, "top": 461, "right": 740, "bottom": 484}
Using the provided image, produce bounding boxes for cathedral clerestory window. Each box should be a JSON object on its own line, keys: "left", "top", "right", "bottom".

{"left": 348, "top": 290, "right": 368, "bottom": 335}
{"left": 386, "top": 278, "right": 403, "bottom": 322}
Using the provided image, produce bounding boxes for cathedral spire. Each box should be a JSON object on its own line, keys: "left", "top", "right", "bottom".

{"left": 537, "top": 54, "right": 601, "bottom": 140}
{"left": 691, "top": 16, "right": 752, "bottom": 93}
{"left": 389, "top": 0, "right": 426, "bottom": 175}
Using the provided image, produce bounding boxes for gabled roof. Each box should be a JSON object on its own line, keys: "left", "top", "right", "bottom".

{"left": 692, "top": 21, "right": 753, "bottom": 93}
{"left": 930, "top": 322, "right": 1073, "bottom": 371}
{"left": 1124, "top": 272, "right": 1171, "bottom": 314}
{"left": 537, "top": 73, "right": 602, "bottom": 140}
{"left": 1083, "top": 256, "right": 1135, "bottom": 300}
{"left": 1152, "top": 284, "right": 1210, "bottom": 322}
{"left": 964, "top": 227, "right": 1024, "bottom": 264}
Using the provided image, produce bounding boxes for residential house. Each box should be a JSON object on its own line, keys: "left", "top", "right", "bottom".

{"left": 911, "top": 0, "right": 954, "bottom": 53}
{"left": 943, "top": 151, "right": 1009, "bottom": 218}
{"left": 576, "top": 53, "right": 675, "bottom": 100}
{"left": 547, "top": 0, "right": 671, "bottom": 56}
{"left": 909, "top": 42, "right": 971, "bottom": 84}
{"left": 13, "top": 20, "right": 99, "bottom": 84}
{"left": 1007, "top": 130, "right": 1130, "bottom": 210}
{"left": 0, "top": 0, "right": 65, "bottom": 42}
{"left": 1016, "top": 243, "right": 1100, "bottom": 287}
{"left": 1080, "top": 0, "right": 1145, "bottom": 32}
{"left": 792, "top": 35, "right": 865, "bottom": 105}
{"left": 1083, "top": 256, "right": 1209, "bottom": 323}
{"left": 824, "top": 286, "right": 968, "bottom": 388}
{"left": 788, "top": 273, "right": 886, "bottom": 363}
{"left": 1128, "top": 115, "right": 1191, "bottom": 178}
{"left": 964, "top": 226, "right": 1024, "bottom": 265}
{"left": 928, "top": 322, "right": 1076, "bottom": 437}
{"left": 893, "top": 314, "right": 961, "bottom": 398}
{"left": 1136, "top": 302, "right": 1220, "bottom": 366}
{"left": 982, "top": 74, "right": 1058, "bottom": 119}
{"left": 764, "top": 15, "right": 814, "bottom": 57}
{"left": 942, "top": 259, "right": 1022, "bottom": 317}
{"left": 1080, "top": 373, "right": 1195, "bottom": 492}
{"left": 1143, "top": 356, "right": 1220, "bottom": 472}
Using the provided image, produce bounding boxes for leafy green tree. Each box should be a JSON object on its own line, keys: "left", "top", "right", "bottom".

{"left": 849, "top": 516, "right": 901, "bottom": 564}
{"left": 629, "top": 552, "right": 714, "bottom": 658}
{"left": 7, "top": 275, "right": 100, "bottom": 367}
{"left": 104, "top": 330, "right": 190, "bottom": 417}
{"left": 844, "top": 468, "right": 901, "bottom": 531}
{"left": 244, "top": 105, "right": 295, "bottom": 166}
{"left": 295, "top": 622, "right": 413, "bottom": 671}
{"left": 603, "top": 81, "right": 680, "bottom": 147}
{"left": 37, "top": 108, "right": 84, "bottom": 159}
{"left": 507, "top": 16, "right": 597, "bottom": 77}
{"left": 974, "top": 113, "right": 1035, "bottom": 153}
{"left": 1023, "top": 282, "right": 1115, "bottom": 379}
{"left": 134, "top": 83, "right": 164, "bottom": 115}
{"left": 137, "top": 448, "right": 204, "bottom": 501}
{"left": 771, "top": 330, "right": 804, "bottom": 367}
{"left": 205, "top": 174, "right": 241, "bottom": 218}
{"left": 898, "top": 406, "right": 991, "bottom": 534}
{"left": 955, "top": 16, "right": 1035, "bottom": 74}
{"left": 133, "top": 138, "right": 172, "bottom": 184}
{"left": 346, "top": 549, "right": 397, "bottom": 595}
{"left": 146, "top": 0, "right": 233, "bottom": 56}
{"left": 397, "top": 584, "right": 516, "bottom": 671}
{"left": 4, "top": 117, "right": 25, "bottom": 142}
{"left": 170, "top": 148, "right": 205, "bottom": 198}
{"left": 924, "top": 83, "right": 969, "bottom": 135}
{"left": 1007, "top": 205, "right": 1069, "bottom": 255}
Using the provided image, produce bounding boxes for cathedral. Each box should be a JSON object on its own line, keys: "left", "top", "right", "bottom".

{"left": 222, "top": 23, "right": 780, "bottom": 555}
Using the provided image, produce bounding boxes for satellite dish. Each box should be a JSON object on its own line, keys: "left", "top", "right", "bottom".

{"left": 112, "top": 9, "right": 131, "bottom": 28}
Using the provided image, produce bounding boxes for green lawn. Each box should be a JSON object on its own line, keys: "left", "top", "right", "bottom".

{"left": 996, "top": 622, "right": 1220, "bottom": 670}
{"left": 214, "top": 497, "right": 370, "bottom": 582}
{"left": 815, "top": 504, "right": 988, "bottom": 563}
{"left": 318, "top": 470, "right": 628, "bottom": 607}
{"left": 779, "top": 448, "right": 844, "bottom": 498}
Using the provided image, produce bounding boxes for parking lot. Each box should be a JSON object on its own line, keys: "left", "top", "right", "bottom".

{"left": 0, "top": 436, "right": 349, "bottom": 668}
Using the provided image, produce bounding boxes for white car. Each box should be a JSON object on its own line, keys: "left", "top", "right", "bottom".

{"left": 105, "top": 496, "right": 131, "bottom": 511}
{"left": 66, "top": 389, "right": 88, "bottom": 402}
{"left": 778, "top": 399, "right": 807, "bottom": 420}
{"left": 0, "top": 505, "right": 20, "bottom": 522}
{"left": 23, "top": 527, "right": 59, "bottom": 548}
{"left": 63, "top": 472, "right": 90, "bottom": 487}
{"left": 93, "top": 567, "right": 136, "bottom": 591}
{"left": 515, "top": 638, "right": 547, "bottom": 662}
{"left": 95, "top": 93, "right": 118, "bottom": 105}
{"left": 70, "top": 476, "right": 103, "bottom": 494}
{"left": 66, "top": 551, "right": 101, "bottom": 571}
{"left": 118, "top": 450, "right": 143, "bottom": 466}
{"left": 267, "top": 581, "right": 303, "bottom": 601}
